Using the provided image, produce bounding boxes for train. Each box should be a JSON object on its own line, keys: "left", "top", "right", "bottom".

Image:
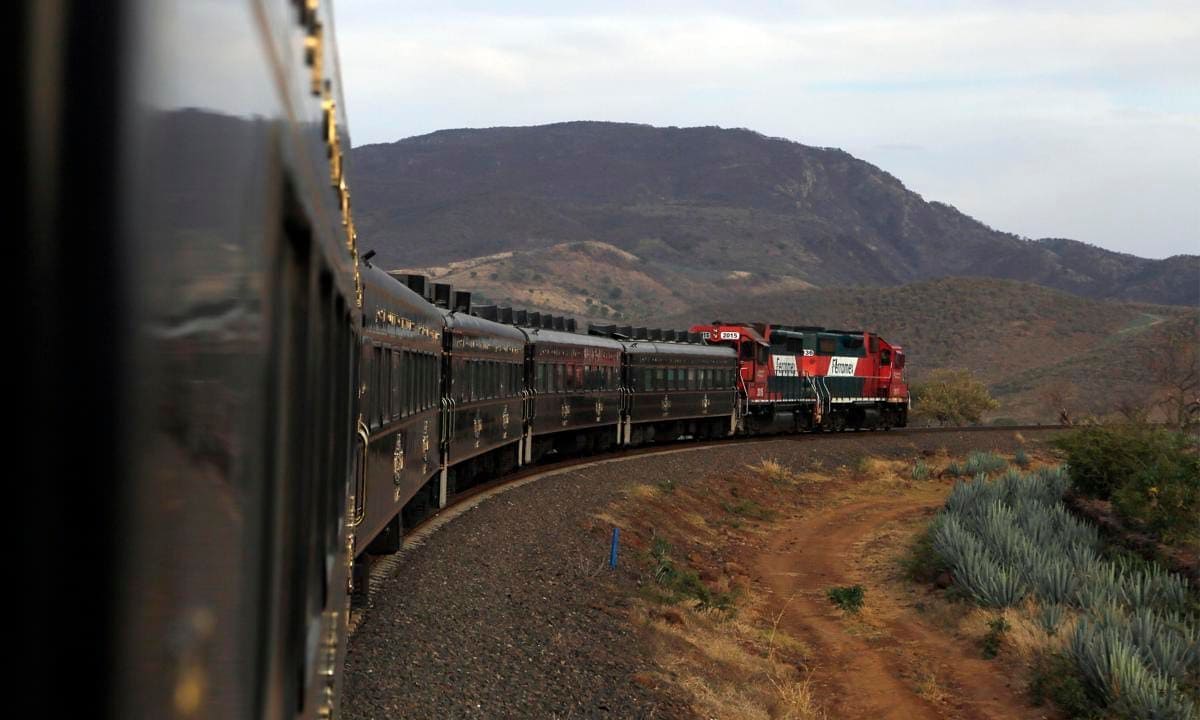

{"left": 20, "top": 1, "right": 907, "bottom": 718}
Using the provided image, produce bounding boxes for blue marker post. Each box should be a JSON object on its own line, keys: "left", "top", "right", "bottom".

{"left": 609, "top": 528, "right": 620, "bottom": 569}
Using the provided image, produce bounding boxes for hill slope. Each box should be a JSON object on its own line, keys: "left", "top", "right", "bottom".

{"left": 351, "top": 121, "right": 1198, "bottom": 306}
{"left": 666, "top": 278, "right": 1198, "bottom": 422}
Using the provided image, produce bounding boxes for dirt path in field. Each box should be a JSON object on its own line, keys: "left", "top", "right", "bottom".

{"left": 757, "top": 497, "right": 1051, "bottom": 720}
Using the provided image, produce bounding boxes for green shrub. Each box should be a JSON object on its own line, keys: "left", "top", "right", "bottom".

{"left": 827, "top": 585, "right": 865, "bottom": 613}
{"left": 1054, "top": 424, "right": 1197, "bottom": 503}
{"left": 911, "top": 460, "right": 931, "bottom": 481}
{"left": 902, "top": 527, "right": 947, "bottom": 583}
{"left": 1110, "top": 452, "right": 1200, "bottom": 544}
{"left": 649, "top": 536, "right": 736, "bottom": 613}
{"left": 982, "top": 616, "right": 1010, "bottom": 658}
{"left": 1029, "top": 651, "right": 1105, "bottom": 718}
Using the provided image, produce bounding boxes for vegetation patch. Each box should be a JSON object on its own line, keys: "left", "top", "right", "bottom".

{"left": 648, "top": 537, "right": 737, "bottom": 614}
{"left": 923, "top": 458, "right": 1200, "bottom": 719}
{"left": 1059, "top": 424, "right": 1199, "bottom": 544}
{"left": 826, "top": 585, "right": 865, "bottom": 614}
{"left": 980, "top": 616, "right": 1009, "bottom": 659}
{"left": 720, "top": 498, "right": 777, "bottom": 522}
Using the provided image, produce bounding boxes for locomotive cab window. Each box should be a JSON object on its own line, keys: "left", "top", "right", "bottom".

{"left": 880, "top": 349, "right": 891, "bottom": 366}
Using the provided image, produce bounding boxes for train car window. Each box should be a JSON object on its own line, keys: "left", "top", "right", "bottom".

{"left": 410, "top": 352, "right": 418, "bottom": 413}
{"left": 536, "top": 363, "right": 546, "bottom": 393}
{"left": 757, "top": 345, "right": 768, "bottom": 364}
{"left": 392, "top": 350, "right": 401, "bottom": 419}
{"left": 375, "top": 345, "right": 386, "bottom": 426}
{"left": 574, "top": 364, "right": 584, "bottom": 391}
{"left": 419, "top": 354, "right": 427, "bottom": 410}
{"left": 818, "top": 337, "right": 836, "bottom": 355}
{"left": 415, "top": 353, "right": 422, "bottom": 412}
{"left": 556, "top": 364, "right": 565, "bottom": 393}
{"left": 740, "top": 342, "right": 754, "bottom": 360}
{"left": 880, "top": 349, "right": 891, "bottom": 366}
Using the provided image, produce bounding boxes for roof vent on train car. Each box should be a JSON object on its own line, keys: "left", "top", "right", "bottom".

{"left": 528, "top": 311, "right": 541, "bottom": 328}
{"left": 688, "top": 331, "right": 702, "bottom": 343}
{"left": 588, "top": 323, "right": 616, "bottom": 337}
{"left": 634, "top": 327, "right": 648, "bottom": 340}
{"left": 432, "top": 283, "right": 453, "bottom": 309}
{"left": 541, "top": 314, "right": 555, "bottom": 330}
{"left": 473, "top": 304, "right": 499, "bottom": 321}
{"left": 397, "top": 273, "right": 429, "bottom": 299}
{"left": 498, "top": 307, "right": 514, "bottom": 324}
{"left": 648, "top": 329, "right": 663, "bottom": 341}
{"left": 617, "top": 325, "right": 633, "bottom": 338}
{"left": 662, "top": 329, "right": 677, "bottom": 342}
{"left": 514, "top": 309, "right": 529, "bottom": 326}
{"left": 565, "top": 318, "right": 577, "bottom": 333}
{"left": 553, "top": 316, "right": 566, "bottom": 331}
{"left": 452, "top": 290, "right": 472, "bottom": 314}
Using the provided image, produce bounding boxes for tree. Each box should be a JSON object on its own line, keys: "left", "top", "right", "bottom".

{"left": 1145, "top": 317, "right": 1200, "bottom": 429}
{"left": 911, "top": 369, "right": 999, "bottom": 427}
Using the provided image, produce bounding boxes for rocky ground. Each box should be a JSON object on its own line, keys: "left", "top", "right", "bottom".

{"left": 343, "top": 428, "right": 1063, "bottom": 720}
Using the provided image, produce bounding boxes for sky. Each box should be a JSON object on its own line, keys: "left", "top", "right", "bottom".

{"left": 335, "top": 1, "right": 1200, "bottom": 259}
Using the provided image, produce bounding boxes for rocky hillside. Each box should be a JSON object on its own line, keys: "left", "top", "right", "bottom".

{"left": 351, "top": 121, "right": 1198, "bottom": 306}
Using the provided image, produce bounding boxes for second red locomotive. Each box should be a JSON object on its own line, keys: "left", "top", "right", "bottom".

{"left": 690, "top": 322, "right": 909, "bottom": 433}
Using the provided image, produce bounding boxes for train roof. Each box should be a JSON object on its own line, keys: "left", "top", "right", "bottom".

{"left": 442, "top": 310, "right": 527, "bottom": 342}
{"left": 359, "top": 263, "right": 446, "bottom": 324}
{"left": 620, "top": 340, "right": 738, "bottom": 360}
{"left": 519, "top": 326, "right": 625, "bottom": 350}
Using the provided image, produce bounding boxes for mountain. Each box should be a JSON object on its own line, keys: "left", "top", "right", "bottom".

{"left": 350, "top": 121, "right": 1198, "bottom": 307}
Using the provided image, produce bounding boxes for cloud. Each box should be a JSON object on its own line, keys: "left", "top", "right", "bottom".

{"left": 335, "top": 2, "right": 1200, "bottom": 257}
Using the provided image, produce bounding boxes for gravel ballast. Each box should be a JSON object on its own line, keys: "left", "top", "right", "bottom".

{"left": 343, "top": 428, "right": 1061, "bottom": 719}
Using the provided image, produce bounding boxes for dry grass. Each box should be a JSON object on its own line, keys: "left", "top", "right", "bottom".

{"left": 750, "top": 458, "right": 800, "bottom": 487}
{"left": 633, "top": 596, "right": 825, "bottom": 720}
{"left": 630, "top": 483, "right": 661, "bottom": 500}
{"left": 605, "top": 454, "right": 828, "bottom": 719}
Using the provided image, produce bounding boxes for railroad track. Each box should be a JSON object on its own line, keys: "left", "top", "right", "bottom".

{"left": 348, "top": 423, "right": 1067, "bottom": 634}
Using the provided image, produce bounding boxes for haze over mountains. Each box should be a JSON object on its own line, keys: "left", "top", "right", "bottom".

{"left": 351, "top": 121, "right": 1199, "bottom": 309}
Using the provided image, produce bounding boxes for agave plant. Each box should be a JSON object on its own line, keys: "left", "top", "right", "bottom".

{"left": 1033, "top": 558, "right": 1078, "bottom": 606}
{"left": 1040, "top": 603, "right": 1066, "bottom": 635}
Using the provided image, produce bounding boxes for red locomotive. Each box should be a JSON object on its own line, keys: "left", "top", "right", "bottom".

{"left": 690, "top": 322, "right": 909, "bottom": 433}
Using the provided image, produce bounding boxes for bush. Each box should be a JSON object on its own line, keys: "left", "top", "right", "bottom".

{"left": 1056, "top": 424, "right": 1199, "bottom": 541}
{"left": 827, "top": 585, "right": 865, "bottom": 613}
{"left": 912, "top": 369, "right": 999, "bottom": 426}
{"left": 1055, "top": 424, "right": 1193, "bottom": 499}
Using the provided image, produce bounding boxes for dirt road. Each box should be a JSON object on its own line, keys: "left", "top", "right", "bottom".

{"left": 758, "top": 495, "right": 1051, "bottom": 720}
